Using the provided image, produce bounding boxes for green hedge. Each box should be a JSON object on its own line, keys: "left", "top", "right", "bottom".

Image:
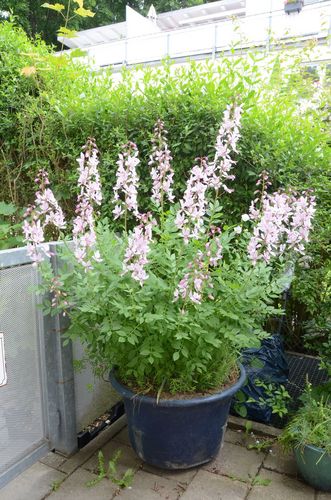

{"left": 0, "top": 22, "right": 330, "bottom": 353}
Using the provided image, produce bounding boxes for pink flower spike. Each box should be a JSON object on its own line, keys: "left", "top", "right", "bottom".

{"left": 22, "top": 169, "right": 66, "bottom": 264}
{"left": 73, "top": 138, "right": 103, "bottom": 270}
{"left": 112, "top": 141, "right": 140, "bottom": 221}
{"left": 149, "top": 119, "right": 174, "bottom": 206}
{"left": 123, "top": 213, "right": 155, "bottom": 286}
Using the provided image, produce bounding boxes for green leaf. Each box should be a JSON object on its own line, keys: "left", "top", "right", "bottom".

{"left": 74, "top": 7, "right": 95, "bottom": 18}
{"left": 252, "top": 476, "right": 271, "bottom": 486}
{"left": 173, "top": 352, "right": 179, "bottom": 361}
{"left": 57, "top": 27, "right": 77, "bottom": 38}
{"left": 41, "top": 2, "right": 65, "bottom": 12}
{"left": 0, "top": 202, "right": 16, "bottom": 216}
{"left": 70, "top": 48, "right": 87, "bottom": 58}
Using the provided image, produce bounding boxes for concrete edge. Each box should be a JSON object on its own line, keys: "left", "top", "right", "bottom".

{"left": 0, "top": 441, "right": 50, "bottom": 490}
{"left": 228, "top": 415, "right": 282, "bottom": 438}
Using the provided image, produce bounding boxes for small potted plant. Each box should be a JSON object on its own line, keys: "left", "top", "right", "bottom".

{"left": 284, "top": 0, "right": 304, "bottom": 14}
{"left": 24, "top": 104, "right": 316, "bottom": 470}
{"left": 279, "top": 382, "right": 331, "bottom": 492}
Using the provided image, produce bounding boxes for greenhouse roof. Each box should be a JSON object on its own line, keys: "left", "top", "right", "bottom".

{"left": 61, "top": 0, "right": 245, "bottom": 49}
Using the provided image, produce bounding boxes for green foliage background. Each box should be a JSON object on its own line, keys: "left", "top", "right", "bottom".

{"left": 0, "top": 22, "right": 330, "bottom": 354}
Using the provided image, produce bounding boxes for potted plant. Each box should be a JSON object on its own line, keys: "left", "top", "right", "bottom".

{"left": 284, "top": 0, "right": 304, "bottom": 14}
{"left": 279, "top": 382, "right": 331, "bottom": 491}
{"left": 24, "top": 105, "right": 316, "bottom": 470}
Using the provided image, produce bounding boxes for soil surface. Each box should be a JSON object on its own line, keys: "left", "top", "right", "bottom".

{"left": 122, "top": 366, "right": 240, "bottom": 400}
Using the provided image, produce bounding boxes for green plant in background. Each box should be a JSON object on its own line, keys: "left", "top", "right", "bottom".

{"left": 0, "top": 202, "right": 23, "bottom": 250}
{"left": 233, "top": 380, "right": 290, "bottom": 419}
{"left": 86, "top": 450, "right": 134, "bottom": 489}
{"left": 247, "top": 380, "right": 290, "bottom": 418}
{"left": 279, "top": 382, "right": 331, "bottom": 455}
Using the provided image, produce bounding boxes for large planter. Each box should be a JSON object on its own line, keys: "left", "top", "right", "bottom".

{"left": 294, "top": 444, "right": 331, "bottom": 492}
{"left": 110, "top": 364, "right": 246, "bottom": 469}
{"left": 284, "top": 1, "right": 304, "bottom": 14}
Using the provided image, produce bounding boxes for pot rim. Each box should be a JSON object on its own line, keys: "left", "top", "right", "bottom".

{"left": 294, "top": 443, "right": 331, "bottom": 457}
{"left": 109, "top": 363, "right": 246, "bottom": 407}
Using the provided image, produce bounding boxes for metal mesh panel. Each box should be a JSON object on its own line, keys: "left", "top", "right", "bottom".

{"left": 0, "top": 265, "right": 45, "bottom": 475}
{"left": 72, "top": 341, "right": 120, "bottom": 431}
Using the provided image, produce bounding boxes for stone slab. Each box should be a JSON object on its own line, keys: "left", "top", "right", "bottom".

{"left": 48, "top": 468, "right": 117, "bottom": 500}
{"left": 181, "top": 469, "right": 248, "bottom": 500}
{"left": 113, "top": 427, "right": 131, "bottom": 447}
{"left": 203, "top": 441, "right": 264, "bottom": 482}
{"left": 247, "top": 469, "right": 315, "bottom": 500}
{"left": 39, "top": 452, "right": 67, "bottom": 470}
{"left": 142, "top": 462, "right": 198, "bottom": 486}
{"left": 0, "top": 462, "right": 66, "bottom": 500}
{"left": 224, "top": 428, "right": 246, "bottom": 446}
{"left": 263, "top": 443, "right": 297, "bottom": 476}
{"left": 115, "top": 470, "right": 184, "bottom": 499}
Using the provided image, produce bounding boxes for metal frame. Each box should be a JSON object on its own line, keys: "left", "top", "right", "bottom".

{"left": 0, "top": 245, "right": 78, "bottom": 489}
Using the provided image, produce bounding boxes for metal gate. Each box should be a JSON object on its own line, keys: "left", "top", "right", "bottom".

{"left": 0, "top": 246, "right": 120, "bottom": 489}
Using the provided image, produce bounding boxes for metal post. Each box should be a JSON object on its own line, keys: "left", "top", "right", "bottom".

{"left": 166, "top": 33, "right": 170, "bottom": 57}
{"left": 40, "top": 245, "right": 77, "bottom": 456}
{"left": 212, "top": 24, "right": 217, "bottom": 59}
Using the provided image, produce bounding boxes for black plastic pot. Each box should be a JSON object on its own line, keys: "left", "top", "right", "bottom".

{"left": 294, "top": 444, "right": 331, "bottom": 492}
{"left": 284, "top": 1, "right": 304, "bottom": 14}
{"left": 110, "top": 364, "right": 246, "bottom": 470}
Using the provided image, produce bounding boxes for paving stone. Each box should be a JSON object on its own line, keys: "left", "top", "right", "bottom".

{"left": 142, "top": 462, "right": 198, "bottom": 486}
{"left": 224, "top": 428, "right": 246, "bottom": 446}
{"left": 181, "top": 469, "right": 248, "bottom": 499}
{"left": 316, "top": 493, "right": 331, "bottom": 499}
{"left": 263, "top": 443, "right": 297, "bottom": 476}
{"left": 113, "top": 426, "right": 131, "bottom": 447}
{"left": 247, "top": 469, "right": 315, "bottom": 500}
{"left": 48, "top": 468, "right": 116, "bottom": 500}
{"left": 0, "top": 462, "right": 66, "bottom": 500}
{"left": 115, "top": 470, "right": 183, "bottom": 499}
{"left": 59, "top": 421, "right": 126, "bottom": 474}
{"left": 83, "top": 440, "right": 142, "bottom": 476}
{"left": 39, "top": 451, "right": 67, "bottom": 470}
{"left": 202, "top": 441, "right": 264, "bottom": 482}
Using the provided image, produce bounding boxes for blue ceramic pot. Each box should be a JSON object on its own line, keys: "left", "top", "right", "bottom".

{"left": 110, "top": 364, "right": 246, "bottom": 469}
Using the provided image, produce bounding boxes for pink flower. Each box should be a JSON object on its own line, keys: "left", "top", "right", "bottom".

{"left": 149, "top": 119, "right": 174, "bottom": 205}
{"left": 175, "top": 104, "right": 242, "bottom": 242}
{"left": 123, "top": 213, "right": 156, "bottom": 285}
{"left": 73, "top": 138, "right": 102, "bottom": 270}
{"left": 112, "top": 142, "right": 140, "bottom": 220}
{"left": 247, "top": 190, "right": 316, "bottom": 264}
{"left": 23, "top": 169, "right": 66, "bottom": 264}
{"left": 208, "top": 104, "right": 242, "bottom": 193}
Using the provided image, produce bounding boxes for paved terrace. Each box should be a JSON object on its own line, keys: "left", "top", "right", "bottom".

{"left": 1, "top": 421, "right": 329, "bottom": 500}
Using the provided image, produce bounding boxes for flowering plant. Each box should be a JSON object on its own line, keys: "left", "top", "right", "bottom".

{"left": 28, "top": 104, "right": 315, "bottom": 396}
